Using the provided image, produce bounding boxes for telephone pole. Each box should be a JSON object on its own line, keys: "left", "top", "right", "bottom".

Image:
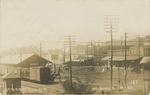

{"left": 90, "top": 41, "right": 93, "bottom": 57}
{"left": 149, "top": 0, "right": 150, "bottom": 34}
{"left": 64, "top": 35, "right": 75, "bottom": 88}
{"left": 64, "top": 44, "right": 66, "bottom": 64}
{"left": 39, "top": 43, "right": 42, "bottom": 66}
{"left": 20, "top": 47, "right": 22, "bottom": 62}
{"left": 93, "top": 42, "right": 96, "bottom": 65}
{"left": 90, "top": 41, "right": 94, "bottom": 65}
{"left": 87, "top": 45, "right": 89, "bottom": 60}
{"left": 124, "top": 33, "right": 127, "bottom": 87}
{"left": 118, "top": 36, "right": 123, "bottom": 89}
{"left": 104, "top": 15, "right": 119, "bottom": 90}
{"left": 137, "top": 36, "right": 141, "bottom": 58}
{"left": 99, "top": 41, "right": 101, "bottom": 66}
{"left": 40, "top": 43, "right": 42, "bottom": 57}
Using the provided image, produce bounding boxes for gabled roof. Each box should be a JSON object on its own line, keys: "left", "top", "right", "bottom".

{"left": 101, "top": 56, "right": 140, "bottom": 61}
{"left": 17, "top": 54, "right": 52, "bottom": 67}
{"left": 2, "top": 72, "right": 21, "bottom": 79}
{"left": 140, "top": 57, "right": 150, "bottom": 65}
{"left": 0, "top": 54, "right": 52, "bottom": 67}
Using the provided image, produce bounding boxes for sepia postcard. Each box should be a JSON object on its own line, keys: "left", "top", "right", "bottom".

{"left": 0, "top": 0, "right": 150, "bottom": 95}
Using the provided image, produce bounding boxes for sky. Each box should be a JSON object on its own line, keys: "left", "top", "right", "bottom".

{"left": 0, "top": 0, "right": 150, "bottom": 52}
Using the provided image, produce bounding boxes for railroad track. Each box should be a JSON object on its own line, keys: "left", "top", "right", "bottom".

{"left": 21, "top": 81, "right": 64, "bottom": 94}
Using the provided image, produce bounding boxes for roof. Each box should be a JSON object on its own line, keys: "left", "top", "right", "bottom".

{"left": 140, "top": 57, "right": 150, "bottom": 65}
{"left": 144, "top": 43, "right": 150, "bottom": 46}
{"left": 0, "top": 54, "right": 33, "bottom": 64}
{"left": 2, "top": 72, "right": 21, "bottom": 79}
{"left": 0, "top": 54, "right": 52, "bottom": 67}
{"left": 101, "top": 56, "right": 111, "bottom": 61}
{"left": 64, "top": 59, "right": 84, "bottom": 64}
{"left": 17, "top": 54, "right": 52, "bottom": 67}
{"left": 101, "top": 56, "right": 139, "bottom": 61}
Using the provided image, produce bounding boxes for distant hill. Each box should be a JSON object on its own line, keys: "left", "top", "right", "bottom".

{"left": 0, "top": 45, "right": 40, "bottom": 58}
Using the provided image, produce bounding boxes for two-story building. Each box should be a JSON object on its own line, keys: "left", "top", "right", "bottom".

{"left": 101, "top": 37, "right": 145, "bottom": 67}
{"left": 140, "top": 36, "right": 150, "bottom": 94}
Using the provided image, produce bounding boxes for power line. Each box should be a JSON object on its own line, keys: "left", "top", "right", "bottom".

{"left": 104, "top": 15, "right": 119, "bottom": 90}
{"left": 32, "top": 40, "right": 145, "bottom": 44}
{"left": 64, "top": 35, "right": 76, "bottom": 89}
{"left": 137, "top": 35, "right": 143, "bottom": 58}
{"left": 118, "top": 36, "right": 123, "bottom": 90}
{"left": 40, "top": 43, "right": 42, "bottom": 57}
{"left": 124, "top": 32, "right": 127, "bottom": 88}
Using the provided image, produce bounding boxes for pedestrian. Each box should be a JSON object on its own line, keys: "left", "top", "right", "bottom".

{"left": 102, "top": 68, "right": 105, "bottom": 72}
{"left": 101, "top": 90, "right": 105, "bottom": 94}
{"left": 58, "top": 67, "right": 61, "bottom": 82}
{"left": 58, "top": 74, "right": 61, "bottom": 82}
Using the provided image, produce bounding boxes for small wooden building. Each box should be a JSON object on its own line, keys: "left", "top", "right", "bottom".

{"left": 141, "top": 41, "right": 150, "bottom": 94}
{"left": 140, "top": 57, "right": 150, "bottom": 94}
{"left": 0, "top": 54, "right": 53, "bottom": 76}
{"left": 2, "top": 72, "right": 22, "bottom": 94}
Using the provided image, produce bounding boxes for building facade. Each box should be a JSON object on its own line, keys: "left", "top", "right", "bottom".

{"left": 141, "top": 36, "right": 150, "bottom": 94}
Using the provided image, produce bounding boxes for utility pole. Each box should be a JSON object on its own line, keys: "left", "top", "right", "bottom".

{"left": 90, "top": 41, "right": 93, "bottom": 57}
{"left": 118, "top": 36, "right": 123, "bottom": 90}
{"left": 93, "top": 42, "right": 96, "bottom": 66}
{"left": 93, "top": 42, "right": 95, "bottom": 58}
{"left": 40, "top": 43, "right": 42, "bottom": 57}
{"left": 138, "top": 36, "right": 141, "bottom": 58}
{"left": 99, "top": 41, "right": 101, "bottom": 66}
{"left": 104, "top": 15, "right": 119, "bottom": 90}
{"left": 20, "top": 47, "right": 22, "bottom": 62}
{"left": 0, "top": 0, "right": 1, "bottom": 54}
{"left": 90, "top": 41, "right": 94, "bottom": 66}
{"left": 39, "top": 43, "right": 42, "bottom": 66}
{"left": 64, "top": 35, "right": 75, "bottom": 88}
{"left": 149, "top": 0, "right": 150, "bottom": 34}
{"left": 121, "top": 36, "right": 123, "bottom": 50}
{"left": 64, "top": 44, "right": 66, "bottom": 64}
{"left": 86, "top": 44, "right": 89, "bottom": 65}
{"left": 124, "top": 33, "right": 127, "bottom": 88}
{"left": 110, "top": 25, "right": 113, "bottom": 90}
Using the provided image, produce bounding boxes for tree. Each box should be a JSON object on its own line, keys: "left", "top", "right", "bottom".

{"left": 62, "top": 78, "right": 95, "bottom": 94}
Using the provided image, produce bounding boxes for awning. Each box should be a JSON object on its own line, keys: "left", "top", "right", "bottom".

{"left": 101, "top": 56, "right": 139, "bottom": 61}
{"left": 140, "top": 57, "right": 150, "bottom": 65}
{"left": 101, "top": 56, "right": 111, "bottom": 61}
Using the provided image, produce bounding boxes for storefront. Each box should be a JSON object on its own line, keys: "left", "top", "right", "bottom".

{"left": 140, "top": 57, "right": 150, "bottom": 94}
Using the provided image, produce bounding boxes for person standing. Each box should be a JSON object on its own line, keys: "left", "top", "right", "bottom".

{"left": 58, "top": 67, "right": 61, "bottom": 82}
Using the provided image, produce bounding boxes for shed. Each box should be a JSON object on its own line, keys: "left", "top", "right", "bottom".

{"left": 0, "top": 54, "right": 53, "bottom": 76}
{"left": 2, "top": 72, "right": 22, "bottom": 94}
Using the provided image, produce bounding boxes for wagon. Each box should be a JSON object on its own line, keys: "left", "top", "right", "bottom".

{"left": 29, "top": 66, "right": 51, "bottom": 83}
